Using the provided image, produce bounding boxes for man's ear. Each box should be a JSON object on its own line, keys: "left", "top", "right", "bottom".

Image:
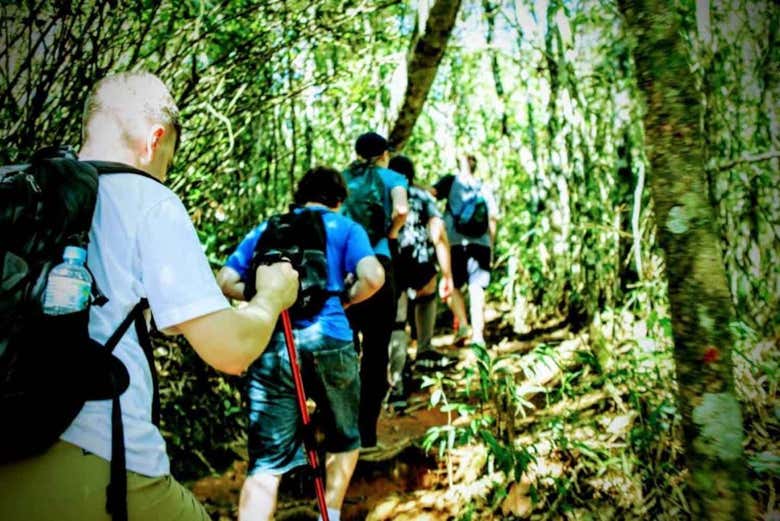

{"left": 144, "top": 124, "right": 166, "bottom": 161}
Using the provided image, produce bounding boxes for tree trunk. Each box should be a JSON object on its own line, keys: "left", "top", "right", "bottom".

{"left": 388, "top": 0, "right": 462, "bottom": 150}
{"left": 618, "top": 1, "right": 753, "bottom": 519}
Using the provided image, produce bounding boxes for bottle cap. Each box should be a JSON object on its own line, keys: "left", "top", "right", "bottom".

{"left": 63, "top": 246, "right": 87, "bottom": 263}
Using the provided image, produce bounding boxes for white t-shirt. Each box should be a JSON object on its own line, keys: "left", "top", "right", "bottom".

{"left": 60, "top": 173, "right": 229, "bottom": 477}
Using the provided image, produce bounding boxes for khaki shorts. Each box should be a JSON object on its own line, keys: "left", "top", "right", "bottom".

{"left": 0, "top": 440, "right": 209, "bottom": 521}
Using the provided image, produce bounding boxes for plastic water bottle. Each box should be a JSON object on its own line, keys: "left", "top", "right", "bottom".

{"left": 42, "top": 246, "right": 92, "bottom": 315}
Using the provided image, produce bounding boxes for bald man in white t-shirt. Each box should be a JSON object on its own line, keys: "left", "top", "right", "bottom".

{"left": 0, "top": 72, "right": 298, "bottom": 521}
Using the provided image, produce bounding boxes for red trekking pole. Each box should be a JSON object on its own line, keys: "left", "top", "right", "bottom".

{"left": 280, "top": 309, "right": 330, "bottom": 521}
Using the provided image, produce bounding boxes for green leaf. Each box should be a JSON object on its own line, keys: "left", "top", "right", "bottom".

{"left": 748, "top": 452, "right": 780, "bottom": 477}
{"left": 431, "top": 388, "right": 443, "bottom": 407}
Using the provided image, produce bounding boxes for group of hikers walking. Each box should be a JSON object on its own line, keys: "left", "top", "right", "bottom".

{"left": 0, "top": 72, "right": 498, "bottom": 520}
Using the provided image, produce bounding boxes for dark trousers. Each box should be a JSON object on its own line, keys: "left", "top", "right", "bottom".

{"left": 346, "top": 254, "right": 396, "bottom": 447}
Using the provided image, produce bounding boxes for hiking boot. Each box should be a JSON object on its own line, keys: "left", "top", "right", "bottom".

{"left": 453, "top": 326, "right": 470, "bottom": 347}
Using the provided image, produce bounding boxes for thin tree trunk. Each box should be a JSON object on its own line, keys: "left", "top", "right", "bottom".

{"left": 617, "top": 1, "right": 752, "bottom": 519}
{"left": 482, "top": 0, "right": 509, "bottom": 136}
{"left": 388, "top": 0, "right": 461, "bottom": 150}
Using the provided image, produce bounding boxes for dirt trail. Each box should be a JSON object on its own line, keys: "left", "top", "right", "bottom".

{"left": 191, "top": 342, "right": 458, "bottom": 521}
{"left": 190, "top": 312, "right": 529, "bottom": 520}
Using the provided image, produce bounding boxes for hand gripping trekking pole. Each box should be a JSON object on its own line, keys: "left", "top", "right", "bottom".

{"left": 280, "top": 307, "right": 330, "bottom": 521}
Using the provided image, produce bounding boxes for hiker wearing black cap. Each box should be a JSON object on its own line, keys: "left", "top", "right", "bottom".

{"left": 386, "top": 155, "right": 455, "bottom": 403}
{"left": 341, "top": 132, "right": 408, "bottom": 448}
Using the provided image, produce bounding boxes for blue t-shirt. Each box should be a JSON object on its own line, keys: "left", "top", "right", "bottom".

{"left": 224, "top": 206, "right": 374, "bottom": 340}
{"left": 342, "top": 163, "right": 408, "bottom": 258}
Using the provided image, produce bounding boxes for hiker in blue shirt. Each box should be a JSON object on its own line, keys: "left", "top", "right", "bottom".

{"left": 340, "top": 132, "right": 408, "bottom": 449}
{"left": 218, "top": 167, "right": 385, "bottom": 521}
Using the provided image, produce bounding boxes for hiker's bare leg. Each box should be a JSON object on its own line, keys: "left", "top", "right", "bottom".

{"left": 238, "top": 472, "right": 281, "bottom": 521}
{"left": 414, "top": 276, "right": 438, "bottom": 353}
{"left": 449, "top": 287, "right": 469, "bottom": 330}
{"left": 389, "top": 292, "right": 409, "bottom": 392}
{"left": 324, "top": 449, "right": 360, "bottom": 511}
{"left": 468, "top": 282, "right": 486, "bottom": 345}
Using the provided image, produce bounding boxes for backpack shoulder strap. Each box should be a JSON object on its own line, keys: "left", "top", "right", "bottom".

{"left": 102, "top": 298, "right": 158, "bottom": 424}
{"left": 83, "top": 161, "right": 163, "bottom": 185}
{"left": 105, "top": 297, "right": 157, "bottom": 521}
{"left": 104, "top": 299, "right": 149, "bottom": 352}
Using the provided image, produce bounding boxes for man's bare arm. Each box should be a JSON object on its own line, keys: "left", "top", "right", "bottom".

{"left": 343, "top": 256, "right": 385, "bottom": 309}
{"left": 387, "top": 185, "right": 409, "bottom": 239}
{"left": 175, "top": 262, "right": 298, "bottom": 375}
{"left": 488, "top": 217, "right": 498, "bottom": 247}
{"left": 429, "top": 216, "right": 453, "bottom": 298}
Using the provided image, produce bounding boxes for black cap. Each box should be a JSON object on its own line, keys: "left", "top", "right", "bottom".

{"left": 355, "top": 132, "right": 393, "bottom": 159}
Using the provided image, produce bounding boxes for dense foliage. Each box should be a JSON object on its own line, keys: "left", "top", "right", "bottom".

{"left": 1, "top": 0, "right": 777, "bottom": 518}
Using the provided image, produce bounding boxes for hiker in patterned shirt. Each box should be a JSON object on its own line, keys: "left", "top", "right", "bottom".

{"left": 387, "top": 155, "right": 454, "bottom": 402}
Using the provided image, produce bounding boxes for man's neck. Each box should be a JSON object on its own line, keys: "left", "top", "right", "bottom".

{"left": 78, "top": 143, "right": 138, "bottom": 168}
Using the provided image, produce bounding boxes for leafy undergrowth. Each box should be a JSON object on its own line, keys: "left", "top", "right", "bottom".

{"left": 361, "top": 306, "right": 780, "bottom": 520}
{"left": 187, "top": 303, "right": 779, "bottom": 520}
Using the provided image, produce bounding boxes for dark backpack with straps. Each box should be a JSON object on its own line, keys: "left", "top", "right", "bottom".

{"left": 342, "top": 162, "right": 387, "bottom": 246}
{"left": 0, "top": 147, "right": 161, "bottom": 521}
{"left": 243, "top": 207, "right": 336, "bottom": 320}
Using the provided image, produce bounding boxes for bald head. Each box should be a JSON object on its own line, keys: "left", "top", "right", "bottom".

{"left": 80, "top": 72, "right": 180, "bottom": 181}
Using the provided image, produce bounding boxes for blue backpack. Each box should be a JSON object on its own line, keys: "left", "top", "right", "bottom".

{"left": 450, "top": 181, "right": 489, "bottom": 237}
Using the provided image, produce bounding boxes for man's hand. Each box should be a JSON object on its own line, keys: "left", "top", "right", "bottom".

{"left": 217, "top": 266, "right": 247, "bottom": 301}
{"left": 176, "top": 261, "right": 298, "bottom": 376}
{"left": 254, "top": 262, "right": 299, "bottom": 312}
{"left": 438, "top": 275, "right": 453, "bottom": 300}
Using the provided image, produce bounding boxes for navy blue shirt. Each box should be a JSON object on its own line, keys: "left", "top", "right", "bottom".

{"left": 225, "top": 206, "right": 374, "bottom": 340}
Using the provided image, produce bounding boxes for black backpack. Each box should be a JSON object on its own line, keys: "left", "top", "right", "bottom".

{"left": 243, "top": 207, "right": 338, "bottom": 320}
{"left": 1, "top": 146, "right": 161, "bottom": 521}
{"left": 449, "top": 180, "right": 489, "bottom": 238}
{"left": 341, "top": 162, "right": 387, "bottom": 246}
